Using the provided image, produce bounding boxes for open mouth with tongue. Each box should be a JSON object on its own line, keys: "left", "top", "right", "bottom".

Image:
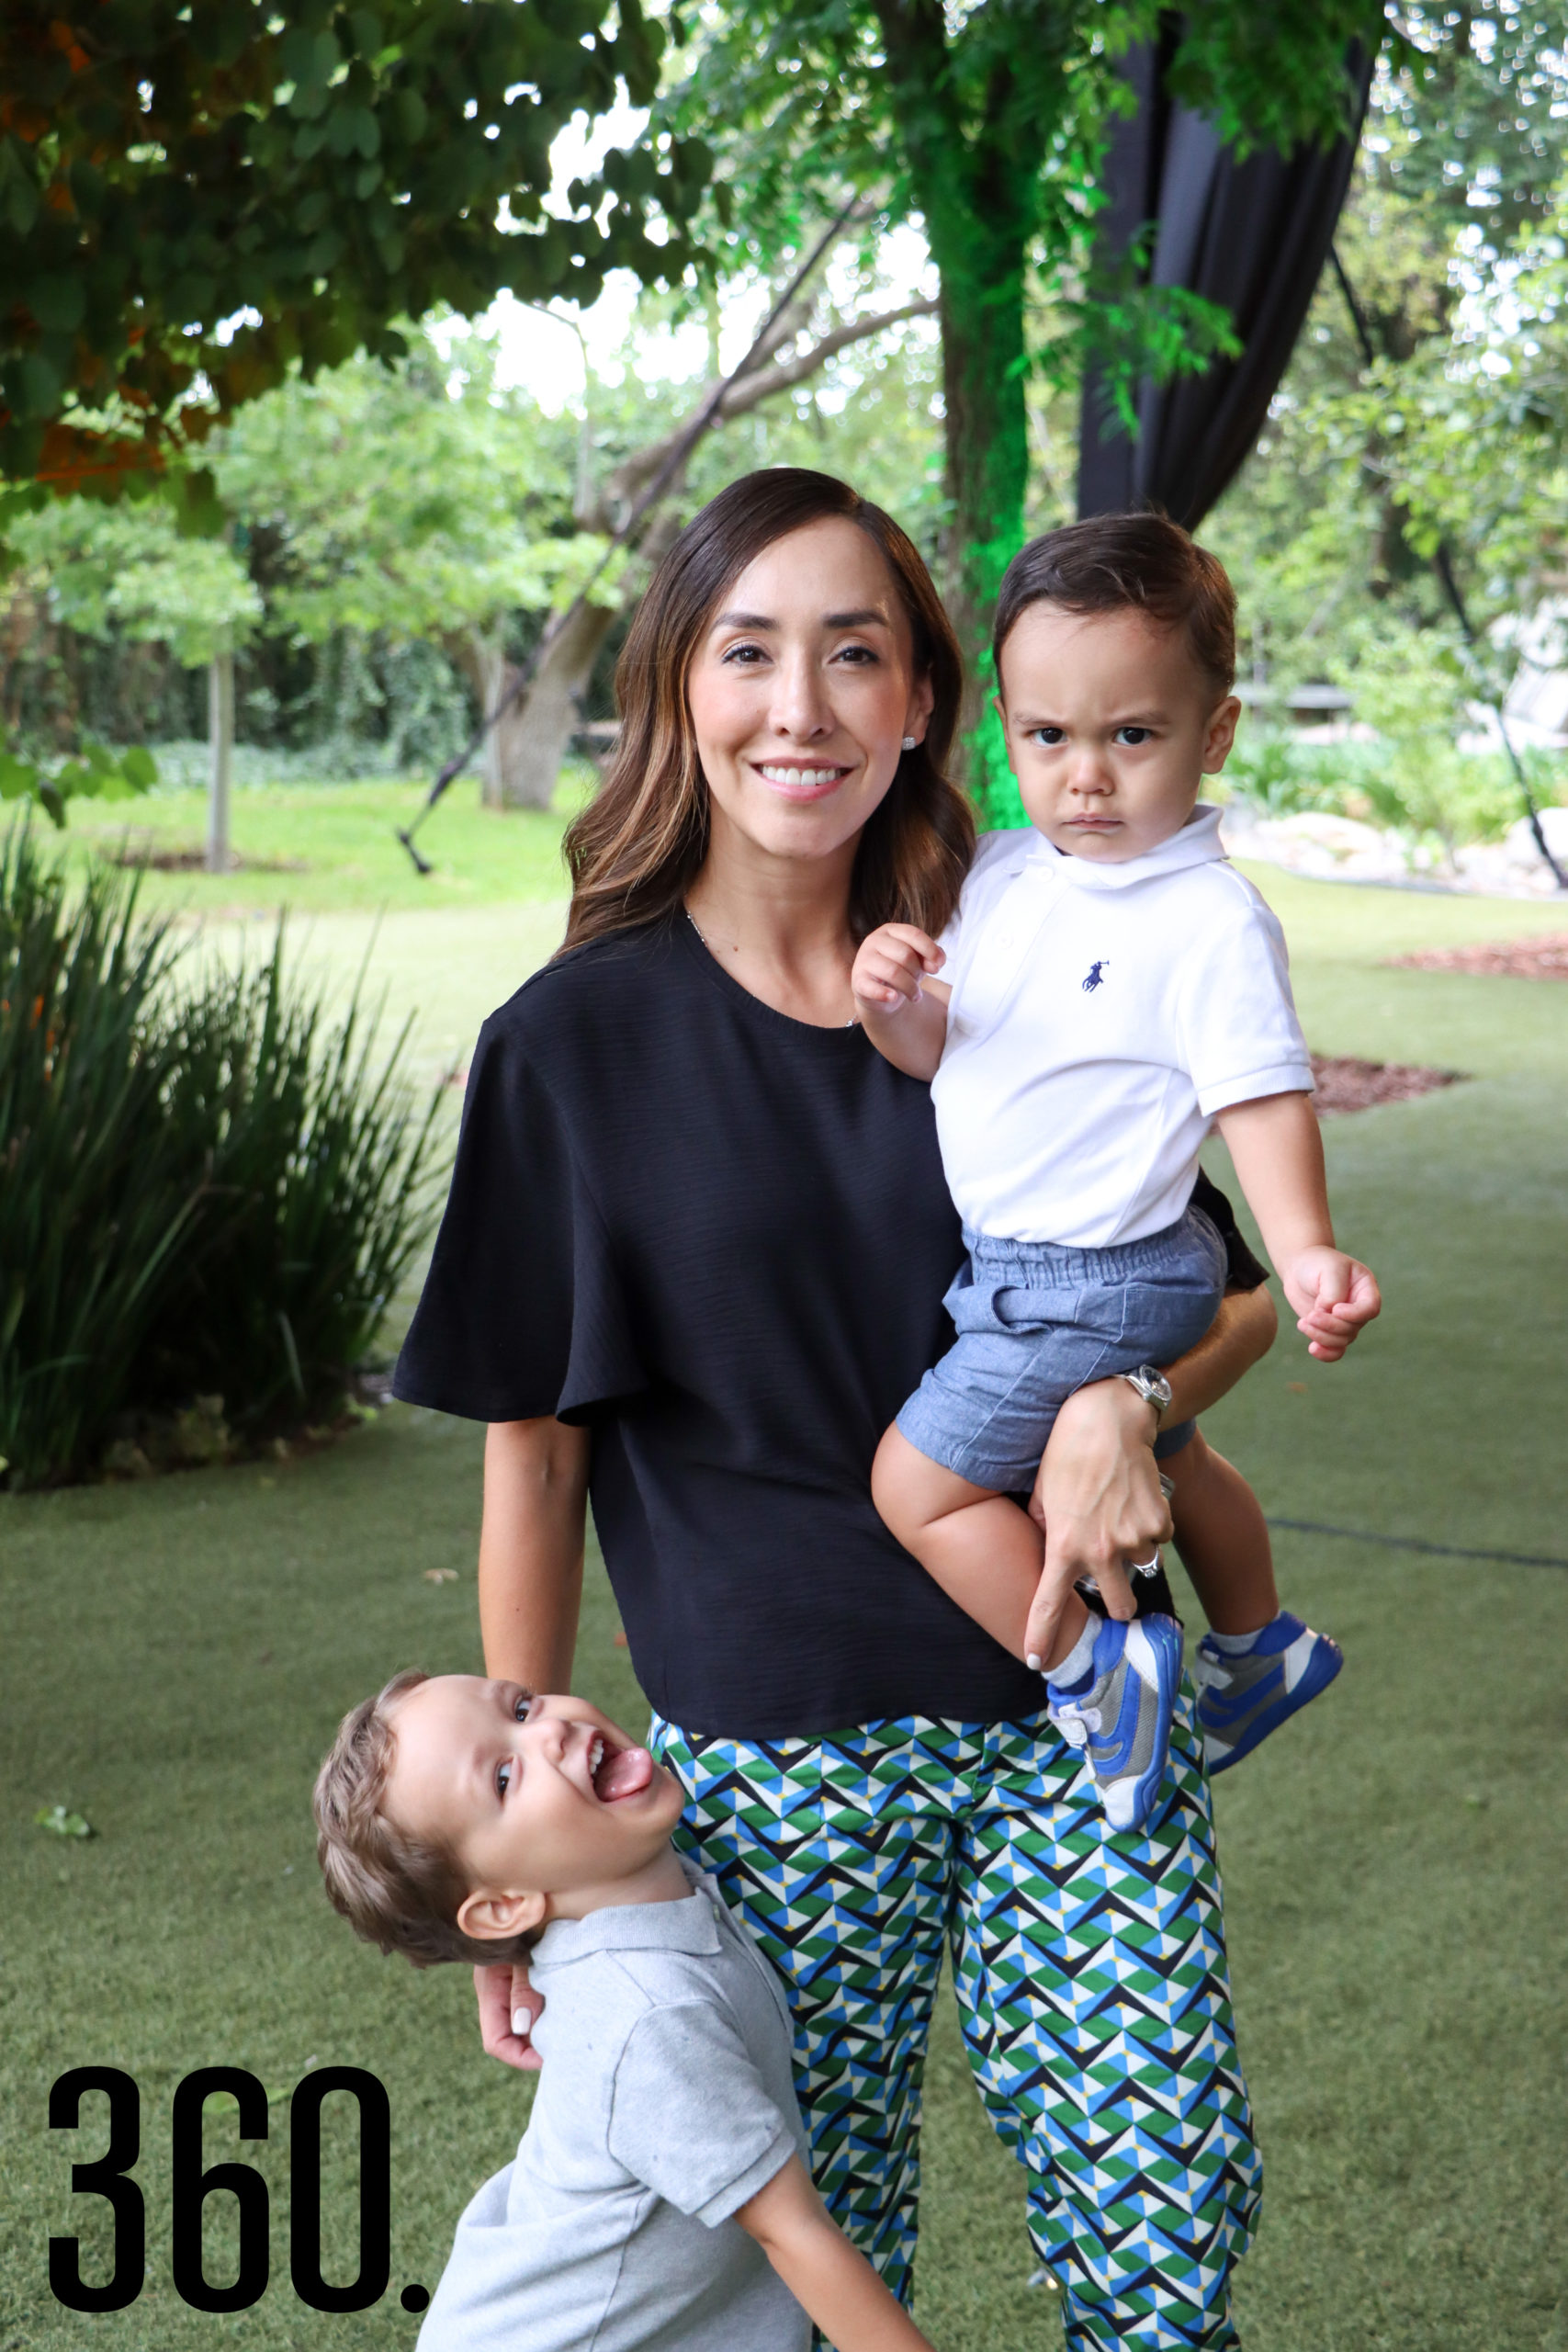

{"left": 585, "top": 1730, "right": 656, "bottom": 1804}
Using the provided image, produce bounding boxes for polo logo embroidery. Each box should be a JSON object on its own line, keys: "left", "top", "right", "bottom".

{"left": 1082, "top": 960, "right": 1110, "bottom": 992}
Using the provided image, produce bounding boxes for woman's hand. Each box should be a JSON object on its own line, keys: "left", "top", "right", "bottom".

{"left": 1024, "top": 1380, "right": 1169, "bottom": 1665}
{"left": 475, "top": 1961, "right": 545, "bottom": 2074}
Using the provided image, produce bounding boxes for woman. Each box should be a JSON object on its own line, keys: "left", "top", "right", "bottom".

{"left": 395, "top": 470, "right": 1271, "bottom": 2351}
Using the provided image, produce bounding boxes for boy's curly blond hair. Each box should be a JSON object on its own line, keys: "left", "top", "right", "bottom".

{"left": 313, "top": 1669, "right": 537, "bottom": 1970}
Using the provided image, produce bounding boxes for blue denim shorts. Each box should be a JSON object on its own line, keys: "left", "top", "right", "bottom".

{"left": 895, "top": 1204, "right": 1227, "bottom": 1491}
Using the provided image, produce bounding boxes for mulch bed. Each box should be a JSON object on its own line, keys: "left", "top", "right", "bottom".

{"left": 106, "top": 841, "right": 306, "bottom": 874}
{"left": 1310, "top": 1052, "right": 1465, "bottom": 1115}
{"left": 1388, "top": 934, "right": 1568, "bottom": 981}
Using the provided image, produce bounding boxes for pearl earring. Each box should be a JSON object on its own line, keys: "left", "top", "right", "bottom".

{"left": 901, "top": 735, "right": 918, "bottom": 752}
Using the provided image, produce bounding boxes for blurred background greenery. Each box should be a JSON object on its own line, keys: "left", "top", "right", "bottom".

{"left": 5, "top": 17, "right": 1567, "bottom": 859}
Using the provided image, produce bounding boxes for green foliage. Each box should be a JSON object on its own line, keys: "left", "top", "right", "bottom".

{"left": 213, "top": 330, "right": 613, "bottom": 648}
{"left": 1066, "top": 271, "right": 1243, "bottom": 437}
{"left": 1223, "top": 729, "right": 1339, "bottom": 819}
{"left": 660, "top": 0, "right": 1381, "bottom": 666}
{"left": 1371, "top": 0, "right": 1568, "bottom": 246}
{"left": 0, "top": 820, "right": 446, "bottom": 1487}
{"left": 0, "top": 829, "right": 195, "bottom": 1482}
{"left": 1330, "top": 624, "right": 1530, "bottom": 856}
{"left": 5, "top": 307, "right": 953, "bottom": 778}
{"left": 1165, "top": 2, "right": 1386, "bottom": 154}
{"left": 1223, "top": 722, "right": 1541, "bottom": 854}
{"left": 0, "top": 0, "right": 708, "bottom": 494}
{"left": 0, "top": 737, "right": 156, "bottom": 828}
{"left": 1208, "top": 10, "right": 1568, "bottom": 689}
{"left": 136, "top": 942, "right": 446, "bottom": 1433}
{"left": 33, "top": 1804, "right": 92, "bottom": 1838}
{"left": 13, "top": 494, "right": 262, "bottom": 663}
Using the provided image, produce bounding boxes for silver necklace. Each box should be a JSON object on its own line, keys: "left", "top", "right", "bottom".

{"left": 685, "top": 908, "right": 859, "bottom": 1027}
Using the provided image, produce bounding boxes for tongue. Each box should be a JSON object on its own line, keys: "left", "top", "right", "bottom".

{"left": 594, "top": 1744, "right": 654, "bottom": 1802}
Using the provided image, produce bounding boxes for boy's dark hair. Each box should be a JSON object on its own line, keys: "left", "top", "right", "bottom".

{"left": 992, "top": 512, "right": 1236, "bottom": 699}
{"left": 313, "top": 1669, "right": 538, "bottom": 1971}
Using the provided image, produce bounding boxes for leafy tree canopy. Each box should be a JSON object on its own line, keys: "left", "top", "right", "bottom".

{"left": 212, "top": 333, "right": 615, "bottom": 646}
{"left": 0, "top": 0, "right": 710, "bottom": 502}
{"left": 657, "top": 0, "right": 1384, "bottom": 737}
{"left": 1207, "top": 5, "right": 1568, "bottom": 681}
{"left": 18, "top": 492, "right": 262, "bottom": 663}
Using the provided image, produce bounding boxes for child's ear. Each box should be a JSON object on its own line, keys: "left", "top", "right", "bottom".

{"left": 991, "top": 695, "right": 1021, "bottom": 776}
{"left": 1202, "top": 694, "right": 1243, "bottom": 774}
{"left": 457, "top": 1887, "right": 548, "bottom": 1942}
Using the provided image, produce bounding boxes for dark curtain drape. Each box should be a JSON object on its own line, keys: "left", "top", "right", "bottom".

{"left": 1077, "top": 28, "right": 1375, "bottom": 528}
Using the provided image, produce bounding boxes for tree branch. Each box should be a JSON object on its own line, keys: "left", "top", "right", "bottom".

{"left": 582, "top": 296, "right": 938, "bottom": 529}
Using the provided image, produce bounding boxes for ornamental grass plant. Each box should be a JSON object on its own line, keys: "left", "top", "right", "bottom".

{"left": 0, "top": 820, "right": 446, "bottom": 1488}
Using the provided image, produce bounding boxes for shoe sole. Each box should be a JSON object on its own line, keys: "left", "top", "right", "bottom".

{"left": 1201, "top": 1635, "right": 1343, "bottom": 1773}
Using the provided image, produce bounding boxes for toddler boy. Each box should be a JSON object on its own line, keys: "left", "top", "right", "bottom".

{"left": 852, "top": 514, "right": 1380, "bottom": 1831}
{"left": 314, "top": 1672, "right": 934, "bottom": 2352}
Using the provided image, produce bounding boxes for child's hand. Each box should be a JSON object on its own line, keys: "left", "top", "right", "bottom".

{"left": 1281, "top": 1247, "right": 1382, "bottom": 1362}
{"left": 475, "top": 1960, "right": 545, "bottom": 2072}
{"left": 851, "top": 923, "right": 943, "bottom": 1013}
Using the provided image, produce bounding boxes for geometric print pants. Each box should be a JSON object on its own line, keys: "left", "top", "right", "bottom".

{"left": 649, "top": 1688, "right": 1261, "bottom": 2352}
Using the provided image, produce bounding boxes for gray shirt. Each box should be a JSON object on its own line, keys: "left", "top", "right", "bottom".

{"left": 417, "top": 1865, "right": 811, "bottom": 2352}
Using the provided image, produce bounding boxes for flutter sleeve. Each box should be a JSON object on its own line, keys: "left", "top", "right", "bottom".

{"left": 392, "top": 1013, "right": 647, "bottom": 1424}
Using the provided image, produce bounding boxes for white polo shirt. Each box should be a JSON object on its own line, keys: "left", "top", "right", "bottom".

{"left": 931, "top": 806, "right": 1313, "bottom": 1249}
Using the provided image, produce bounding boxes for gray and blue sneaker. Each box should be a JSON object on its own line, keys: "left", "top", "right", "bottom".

{"left": 1191, "top": 1611, "right": 1343, "bottom": 1773}
{"left": 1046, "top": 1612, "right": 1184, "bottom": 1832}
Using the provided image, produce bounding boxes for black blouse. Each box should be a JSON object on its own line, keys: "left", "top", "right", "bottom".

{"left": 395, "top": 916, "right": 1265, "bottom": 1739}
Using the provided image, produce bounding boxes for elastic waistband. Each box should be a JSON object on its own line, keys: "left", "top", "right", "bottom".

{"left": 961, "top": 1204, "right": 1215, "bottom": 1282}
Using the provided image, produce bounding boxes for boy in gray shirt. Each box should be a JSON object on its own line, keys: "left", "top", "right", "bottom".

{"left": 314, "top": 1671, "right": 935, "bottom": 2352}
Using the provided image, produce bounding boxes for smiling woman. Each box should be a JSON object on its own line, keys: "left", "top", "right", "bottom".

{"left": 393, "top": 469, "right": 1277, "bottom": 2349}
{"left": 558, "top": 470, "right": 970, "bottom": 970}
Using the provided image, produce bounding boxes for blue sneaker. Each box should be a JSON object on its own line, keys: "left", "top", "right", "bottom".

{"left": 1191, "top": 1612, "right": 1343, "bottom": 1773}
{"left": 1046, "top": 1613, "right": 1183, "bottom": 1832}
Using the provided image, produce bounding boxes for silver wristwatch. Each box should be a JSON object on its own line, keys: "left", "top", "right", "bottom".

{"left": 1119, "top": 1364, "right": 1172, "bottom": 1420}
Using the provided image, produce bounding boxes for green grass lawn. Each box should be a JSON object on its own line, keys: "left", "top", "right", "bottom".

{"left": 3, "top": 850, "right": 1566, "bottom": 2350}
{"left": 56, "top": 779, "right": 587, "bottom": 1087}
{"left": 62, "top": 771, "right": 593, "bottom": 917}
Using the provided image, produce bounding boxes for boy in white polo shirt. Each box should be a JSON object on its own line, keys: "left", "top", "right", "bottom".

{"left": 313, "top": 1672, "right": 935, "bottom": 2352}
{"left": 852, "top": 514, "right": 1381, "bottom": 1832}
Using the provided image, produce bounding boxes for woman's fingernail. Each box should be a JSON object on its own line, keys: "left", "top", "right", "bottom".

{"left": 1026, "top": 1653, "right": 1042, "bottom": 1672}
{"left": 512, "top": 2008, "right": 531, "bottom": 2038}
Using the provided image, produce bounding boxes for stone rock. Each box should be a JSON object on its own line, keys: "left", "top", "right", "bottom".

{"left": 1224, "top": 795, "right": 1568, "bottom": 899}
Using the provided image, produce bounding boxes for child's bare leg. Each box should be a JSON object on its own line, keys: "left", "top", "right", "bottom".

{"left": 871, "top": 1426, "right": 1089, "bottom": 1671}
{"left": 1162, "top": 1430, "right": 1280, "bottom": 1635}
{"left": 1166, "top": 1428, "right": 1344, "bottom": 1771}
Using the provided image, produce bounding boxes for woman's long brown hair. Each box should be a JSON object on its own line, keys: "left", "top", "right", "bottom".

{"left": 560, "top": 469, "right": 975, "bottom": 952}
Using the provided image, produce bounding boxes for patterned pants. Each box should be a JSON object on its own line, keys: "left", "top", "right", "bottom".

{"left": 649, "top": 1691, "right": 1260, "bottom": 2352}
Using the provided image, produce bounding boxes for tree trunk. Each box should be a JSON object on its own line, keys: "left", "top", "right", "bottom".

{"left": 929, "top": 220, "right": 1031, "bottom": 706}
{"left": 874, "top": 0, "right": 1048, "bottom": 809}
{"left": 502, "top": 600, "right": 617, "bottom": 809}
{"left": 458, "top": 628, "right": 510, "bottom": 808}
{"left": 918, "top": 196, "right": 1033, "bottom": 818}
{"left": 206, "top": 647, "right": 234, "bottom": 873}
{"left": 457, "top": 604, "right": 616, "bottom": 811}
